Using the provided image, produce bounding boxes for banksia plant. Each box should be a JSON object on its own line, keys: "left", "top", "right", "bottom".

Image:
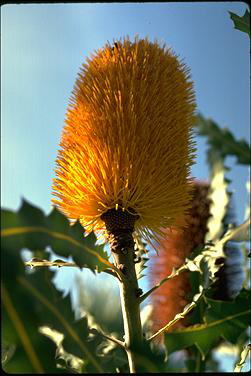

{"left": 149, "top": 181, "right": 211, "bottom": 341}
{"left": 52, "top": 36, "right": 196, "bottom": 245}
{"left": 52, "top": 36, "right": 196, "bottom": 372}
{"left": 149, "top": 180, "right": 243, "bottom": 344}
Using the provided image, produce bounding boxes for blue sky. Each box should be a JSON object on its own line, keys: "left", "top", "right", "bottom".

{"left": 1, "top": 2, "right": 250, "bottom": 372}
{"left": 1, "top": 3, "right": 250, "bottom": 218}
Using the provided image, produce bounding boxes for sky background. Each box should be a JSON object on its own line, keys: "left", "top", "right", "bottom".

{"left": 1, "top": 2, "right": 250, "bottom": 372}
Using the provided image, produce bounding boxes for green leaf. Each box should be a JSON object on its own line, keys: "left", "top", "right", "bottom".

{"left": 1, "top": 199, "right": 111, "bottom": 273}
{"left": 2, "top": 238, "right": 120, "bottom": 373}
{"left": 132, "top": 339, "right": 168, "bottom": 373}
{"left": 141, "top": 218, "right": 249, "bottom": 305}
{"left": 164, "top": 289, "right": 251, "bottom": 360}
{"left": 2, "top": 249, "right": 63, "bottom": 373}
{"left": 229, "top": 9, "right": 250, "bottom": 37}
{"left": 1, "top": 200, "right": 129, "bottom": 373}
{"left": 195, "top": 114, "right": 251, "bottom": 165}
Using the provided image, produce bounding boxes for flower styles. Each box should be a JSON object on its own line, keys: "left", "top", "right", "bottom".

{"left": 149, "top": 180, "right": 243, "bottom": 340}
{"left": 149, "top": 181, "right": 211, "bottom": 338}
{"left": 52, "top": 36, "right": 196, "bottom": 244}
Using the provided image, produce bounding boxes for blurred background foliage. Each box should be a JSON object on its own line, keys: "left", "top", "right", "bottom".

{"left": 1, "top": 7, "right": 250, "bottom": 374}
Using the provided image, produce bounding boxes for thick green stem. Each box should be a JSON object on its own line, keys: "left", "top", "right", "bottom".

{"left": 101, "top": 208, "right": 143, "bottom": 373}
{"left": 112, "top": 246, "right": 143, "bottom": 373}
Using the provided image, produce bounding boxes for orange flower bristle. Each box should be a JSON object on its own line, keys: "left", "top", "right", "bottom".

{"left": 52, "top": 36, "right": 196, "bottom": 244}
{"left": 149, "top": 181, "right": 211, "bottom": 339}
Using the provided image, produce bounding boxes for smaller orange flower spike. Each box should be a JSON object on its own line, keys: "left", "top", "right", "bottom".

{"left": 149, "top": 181, "right": 211, "bottom": 339}
{"left": 52, "top": 36, "right": 196, "bottom": 245}
{"left": 149, "top": 180, "right": 243, "bottom": 344}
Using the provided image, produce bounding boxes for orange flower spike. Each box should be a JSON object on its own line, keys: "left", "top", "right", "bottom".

{"left": 52, "top": 36, "right": 196, "bottom": 244}
{"left": 149, "top": 181, "right": 211, "bottom": 343}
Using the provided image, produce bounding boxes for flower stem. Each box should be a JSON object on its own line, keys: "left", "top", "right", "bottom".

{"left": 101, "top": 209, "right": 143, "bottom": 373}
{"left": 112, "top": 245, "right": 143, "bottom": 373}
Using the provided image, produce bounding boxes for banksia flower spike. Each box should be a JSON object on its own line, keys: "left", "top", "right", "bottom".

{"left": 149, "top": 180, "right": 243, "bottom": 343}
{"left": 52, "top": 36, "right": 196, "bottom": 245}
{"left": 149, "top": 181, "right": 211, "bottom": 339}
{"left": 52, "top": 36, "right": 196, "bottom": 373}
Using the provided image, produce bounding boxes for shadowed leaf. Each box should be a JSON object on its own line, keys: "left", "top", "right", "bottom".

{"left": 1, "top": 199, "right": 131, "bottom": 373}
{"left": 1, "top": 199, "right": 111, "bottom": 273}
{"left": 1, "top": 236, "right": 122, "bottom": 373}
{"left": 195, "top": 114, "right": 251, "bottom": 165}
{"left": 2, "top": 245, "right": 64, "bottom": 373}
{"left": 164, "top": 289, "right": 251, "bottom": 359}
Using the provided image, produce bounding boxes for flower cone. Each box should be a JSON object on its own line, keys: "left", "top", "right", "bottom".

{"left": 52, "top": 36, "right": 196, "bottom": 245}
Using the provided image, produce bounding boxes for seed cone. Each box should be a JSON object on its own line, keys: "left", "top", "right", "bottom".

{"left": 101, "top": 208, "right": 139, "bottom": 234}
{"left": 52, "top": 36, "right": 196, "bottom": 244}
{"left": 101, "top": 208, "right": 138, "bottom": 255}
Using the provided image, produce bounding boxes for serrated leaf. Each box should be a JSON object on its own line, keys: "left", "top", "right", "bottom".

{"left": 134, "top": 237, "right": 149, "bottom": 280}
{"left": 206, "top": 157, "right": 230, "bottom": 242}
{"left": 191, "top": 220, "right": 249, "bottom": 287}
{"left": 2, "top": 250, "right": 64, "bottom": 373}
{"left": 227, "top": 219, "right": 251, "bottom": 242}
{"left": 135, "top": 253, "right": 149, "bottom": 280}
{"left": 140, "top": 245, "right": 206, "bottom": 304}
{"left": 195, "top": 114, "right": 251, "bottom": 165}
{"left": 229, "top": 9, "right": 250, "bottom": 37}
{"left": 1, "top": 199, "right": 112, "bottom": 273}
{"left": 164, "top": 289, "right": 251, "bottom": 360}
{"left": 214, "top": 219, "right": 250, "bottom": 247}
{"left": 234, "top": 343, "right": 251, "bottom": 372}
{"left": 1, "top": 239, "right": 116, "bottom": 373}
{"left": 148, "top": 286, "right": 204, "bottom": 342}
{"left": 141, "top": 219, "right": 249, "bottom": 304}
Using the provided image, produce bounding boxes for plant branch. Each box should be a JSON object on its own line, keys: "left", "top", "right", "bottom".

{"left": 89, "top": 328, "right": 125, "bottom": 349}
{"left": 147, "top": 301, "right": 196, "bottom": 342}
{"left": 147, "top": 302, "right": 196, "bottom": 341}
{"left": 140, "top": 263, "right": 188, "bottom": 303}
{"left": 24, "top": 259, "right": 120, "bottom": 279}
{"left": 140, "top": 219, "right": 250, "bottom": 304}
{"left": 218, "top": 218, "right": 250, "bottom": 244}
{"left": 101, "top": 209, "right": 144, "bottom": 373}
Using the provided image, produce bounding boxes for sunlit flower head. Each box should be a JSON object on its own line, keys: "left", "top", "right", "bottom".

{"left": 52, "top": 36, "right": 196, "bottom": 244}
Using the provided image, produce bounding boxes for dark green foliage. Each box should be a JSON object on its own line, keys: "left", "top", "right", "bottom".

{"left": 164, "top": 289, "right": 250, "bottom": 359}
{"left": 2, "top": 242, "right": 64, "bottom": 373}
{"left": 2, "top": 158, "right": 250, "bottom": 372}
{"left": 1, "top": 199, "right": 171, "bottom": 373}
{"left": 2, "top": 199, "right": 110, "bottom": 272}
{"left": 2, "top": 199, "right": 250, "bottom": 373}
{"left": 1, "top": 227, "right": 125, "bottom": 373}
{"left": 195, "top": 113, "right": 251, "bottom": 165}
{"left": 1, "top": 200, "right": 122, "bottom": 373}
{"left": 229, "top": 8, "right": 250, "bottom": 37}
